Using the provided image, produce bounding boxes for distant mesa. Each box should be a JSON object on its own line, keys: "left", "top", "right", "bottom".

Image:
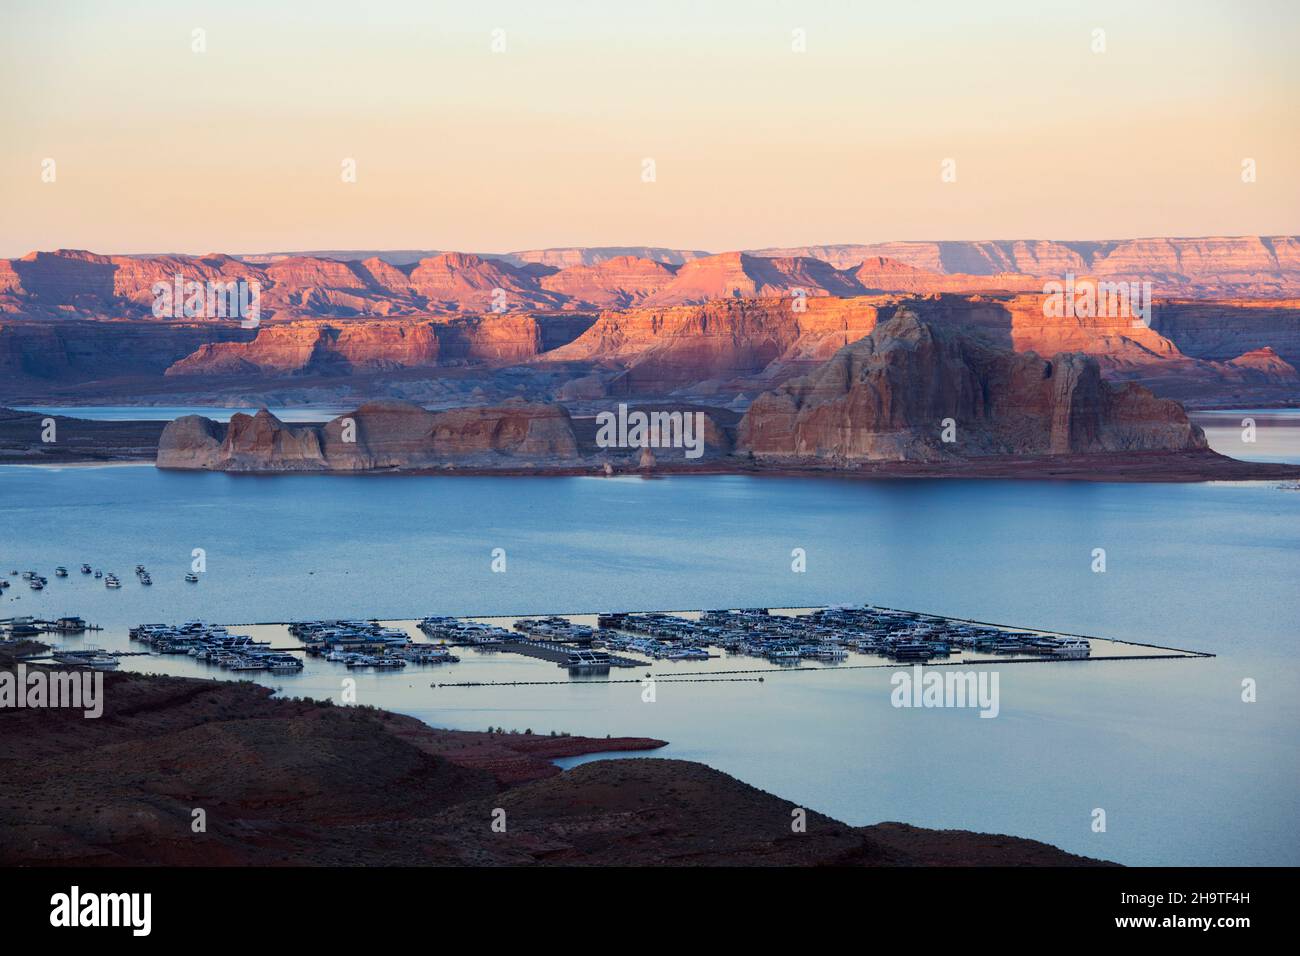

{"left": 747, "top": 236, "right": 1300, "bottom": 294}
{"left": 538, "top": 255, "right": 679, "bottom": 308}
{"left": 852, "top": 256, "right": 1043, "bottom": 294}
{"left": 6, "top": 236, "right": 1300, "bottom": 321}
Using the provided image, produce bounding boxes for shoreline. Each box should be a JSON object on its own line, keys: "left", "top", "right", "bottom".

{"left": 8, "top": 453, "right": 1298, "bottom": 483}
{"left": 6, "top": 455, "right": 1296, "bottom": 482}
{"left": 150, "top": 450, "right": 1300, "bottom": 483}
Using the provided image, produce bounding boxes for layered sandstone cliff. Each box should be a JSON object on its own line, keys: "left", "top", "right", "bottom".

{"left": 853, "top": 257, "right": 1043, "bottom": 294}
{"left": 160, "top": 313, "right": 591, "bottom": 377}
{"left": 157, "top": 400, "right": 579, "bottom": 471}
{"left": 543, "top": 295, "right": 889, "bottom": 392}
{"left": 406, "top": 253, "right": 567, "bottom": 311}
{"left": 543, "top": 291, "right": 1296, "bottom": 402}
{"left": 638, "top": 252, "right": 862, "bottom": 306}
{"left": 164, "top": 321, "right": 441, "bottom": 376}
{"left": 538, "top": 255, "right": 678, "bottom": 307}
{"left": 737, "top": 310, "right": 1208, "bottom": 462}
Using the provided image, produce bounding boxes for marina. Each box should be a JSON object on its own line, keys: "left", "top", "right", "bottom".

{"left": 462, "top": 604, "right": 1211, "bottom": 672}
{"left": 15, "top": 603, "right": 1208, "bottom": 687}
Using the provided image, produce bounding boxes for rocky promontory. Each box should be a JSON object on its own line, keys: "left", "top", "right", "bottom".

{"left": 157, "top": 399, "right": 579, "bottom": 472}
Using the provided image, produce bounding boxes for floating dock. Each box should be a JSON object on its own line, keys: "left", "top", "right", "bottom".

{"left": 193, "top": 603, "right": 1216, "bottom": 690}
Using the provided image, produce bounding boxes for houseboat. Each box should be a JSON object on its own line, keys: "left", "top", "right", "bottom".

{"left": 1053, "top": 638, "right": 1091, "bottom": 658}
{"left": 563, "top": 650, "right": 611, "bottom": 672}
{"left": 52, "top": 648, "right": 119, "bottom": 670}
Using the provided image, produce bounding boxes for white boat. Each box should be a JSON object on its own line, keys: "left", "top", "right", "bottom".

{"left": 53, "top": 649, "right": 119, "bottom": 670}
{"left": 1053, "top": 638, "right": 1091, "bottom": 658}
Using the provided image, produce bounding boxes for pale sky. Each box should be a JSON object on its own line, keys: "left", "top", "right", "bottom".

{"left": 2, "top": 0, "right": 1297, "bottom": 257}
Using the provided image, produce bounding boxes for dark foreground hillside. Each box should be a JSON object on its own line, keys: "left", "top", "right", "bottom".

{"left": 0, "top": 658, "right": 1111, "bottom": 867}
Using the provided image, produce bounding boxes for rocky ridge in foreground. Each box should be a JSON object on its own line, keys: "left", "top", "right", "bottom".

{"left": 0, "top": 663, "right": 1112, "bottom": 867}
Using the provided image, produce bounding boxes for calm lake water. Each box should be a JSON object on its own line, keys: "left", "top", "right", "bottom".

{"left": 1, "top": 410, "right": 1297, "bottom": 866}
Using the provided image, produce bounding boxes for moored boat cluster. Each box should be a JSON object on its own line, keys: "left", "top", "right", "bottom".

{"left": 418, "top": 616, "right": 511, "bottom": 646}
{"left": 292, "top": 619, "right": 460, "bottom": 667}
{"left": 420, "top": 615, "right": 649, "bottom": 670}
{"left": 594, "top": 607, "right": 1090, "bottom": 664}
{"left": 130, "top": 622, "right": 303, "bottom": 672}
